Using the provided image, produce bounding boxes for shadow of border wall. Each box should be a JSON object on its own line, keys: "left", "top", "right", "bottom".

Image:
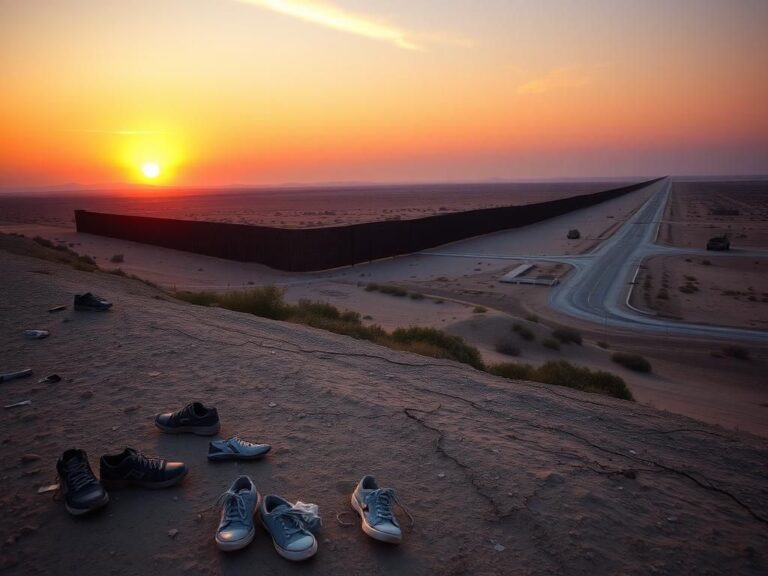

{"left": 75, "top": 178, "right": 663, "bottom": 272}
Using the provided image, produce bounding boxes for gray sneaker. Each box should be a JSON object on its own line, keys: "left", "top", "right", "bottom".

{"left": 215, "top": 476, "right": 260, "bottom": 551}
{"left": 260, "top": 495, "right": 318, "bottom": 561}
{"left": 351, "top": 476, "right": 404, "bottom": 544}
{"left": 208, "top": 437, "right": 271, "bottom": 461}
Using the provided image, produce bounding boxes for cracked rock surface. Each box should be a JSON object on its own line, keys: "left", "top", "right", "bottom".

{"left": 1, "top": 250, "right": 766, "bottom": 576}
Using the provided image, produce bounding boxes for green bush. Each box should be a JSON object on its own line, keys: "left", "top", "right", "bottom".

{"left": 488, "top": 362, "right": 534, "bottom": 380}
{"left": 552, "top": 328, "right": 582, "bottom": 345}
{"left": 535, "top": 361, "right": 633, "bottom": 400}
{"left": 215, "top": 286, "right": 291, "bottom": 320}
{"left": 378, "top": 284, "right": 408, "bottom": 297}
{"left": 512, "top": 322, "right": 535, "bottom": 341}
{"left": 365, "top": 282, "right": 379, "bottom": 292}
{"left": 409, "top": 292, "right": 425, "bottom": 300}
{"left": 542, "top": 338, "right": 561, "bottom": 351}
{"left": 488, "top": 360, "right": 633, "bottom": 400}
{"left": 473, "top": 306, "right": 487, "bottom": 313}
{"left": 611, "top": 352, "right": 652, "bottom": 373}
{"left": 391, "top": 327, "right": 484, "bottom": 369}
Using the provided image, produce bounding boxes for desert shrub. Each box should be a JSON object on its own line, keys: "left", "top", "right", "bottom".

{"left": 217, "top": 286, "right": 291, "bottom": 320}
{"left": 542, "top": 338, "right": 561, "bottom": 351}
{"left": 552, "top": 328, "right": 582, "bottom": 345}
{"left": 77, "top": 254, "right": 96, "bottom": 266}
{"left": 611, "top": 352, "right": 652, "bottom": 373}
{"left": 364, "top": 282, "right": 379, "bottom": 292}
{"left": 525, "top": 314, "right": 539, "bottom": 323}
{"left": 108, "top": 268, "right": 127, "bottom": 277}
{"left": 32, "top": 236, "right": 55, "bottom": 249}
{"left": 110, "top": 253, "right": 125, "bottom": 263}
{"left": 701, "top": 259, "right": 711, "bottom": 266}
{"left": 596, "top": 341, "right": 609, "bottom": 349}
{"left": 722, "top": 345, "right": 750, "bottom": 360}
{"left": 679, "top": 285, "right": 698, "bottom": 294}
{"left": 488, "top": 362, "right": 534, "bottom": 380}
{"left": 378, "top": 284, "right": 408, "bottom": 297}
{"left": 391, "top": 327, "right": 484, "bottom": 369}
{"left": 409, "top": 292, "right": 425, "bottom": 300}
{"left": 175, "top": 291, "right": 220, "bottom": 306}
{"left": 512, "top": 322, "right": 535, "bottom": 341}
{"left": 473, "top": 306, "right": 487, "bottom": 313}
{"left": 494, "top": 340, "right": 520, "bottom": 356}
{"left": 534, "top": 361, "right": 633, "bottom": 400}
{"left": 656, "top": 289, "right": 669, "bottom": 300}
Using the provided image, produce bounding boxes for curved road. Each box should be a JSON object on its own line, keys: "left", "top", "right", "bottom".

{"left": 426, "top": 178, "right": 767, "bottom": 342}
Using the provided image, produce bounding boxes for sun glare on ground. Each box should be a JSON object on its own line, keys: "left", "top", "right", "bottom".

{"left": 141, "top": 162, "right": 161, "bottom": 179}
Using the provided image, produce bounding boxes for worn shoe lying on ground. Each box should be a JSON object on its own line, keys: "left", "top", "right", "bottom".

{"left": 73, "top": 292, "right": 112, "bottom": 311}
{"left": 215, "top": 476, "right": 260, "bottom": 551}
{"left": 57, "top": 449, "right": 109, "bottom": 516}
{"left": 351, "top": 475, "right": 410, "bottom": 544}
{"left": 155, "top": 401, "right": 220, "bottom": 435}
{"left": 208, "top": 437, "right": 271, "bottom": 461}
{"left": 99, "top": 448, "right": 187, "bottom": 489}
{"left": 260, "top": 495, "right": 318, "bottom": 561}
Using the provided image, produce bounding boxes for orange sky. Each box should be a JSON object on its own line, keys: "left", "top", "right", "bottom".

{"left": 1, "top": 0, "right": 767, "bottom": 188}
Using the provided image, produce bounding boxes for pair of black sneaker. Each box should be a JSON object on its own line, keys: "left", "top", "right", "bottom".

{"left": 56, "top": 448, "right": 187, "bottom": 516}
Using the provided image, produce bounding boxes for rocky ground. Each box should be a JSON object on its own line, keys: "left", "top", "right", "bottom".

{"left": 1, "top": 250, "right": 766, "bottom": 575}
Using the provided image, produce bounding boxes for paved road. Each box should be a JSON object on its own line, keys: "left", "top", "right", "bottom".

{"left": 427, "top": 178, "right": 768, "bottom": 342}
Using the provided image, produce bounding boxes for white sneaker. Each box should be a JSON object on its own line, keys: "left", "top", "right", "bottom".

{"left": 351, "top": 476, "right": 410, "bottom": 544}
{"left": 208, "top": 436, "right": 271, "bottom": 461}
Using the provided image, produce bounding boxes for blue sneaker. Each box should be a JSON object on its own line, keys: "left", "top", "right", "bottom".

{"left": 260, "top": 495, "right": 318, "bottom": 561}
{"left": 351, "top": 476, "right": 409, "bottom": 544}
{"left": 215, "top": 476, "right": 260, "bottom": 551}
{"left": 208, "top": 437, "right": 271, "bottom": 461}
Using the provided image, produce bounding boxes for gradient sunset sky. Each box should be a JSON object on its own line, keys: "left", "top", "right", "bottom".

{"left": 1, "top": 0, "right": 767, "bottom": 188}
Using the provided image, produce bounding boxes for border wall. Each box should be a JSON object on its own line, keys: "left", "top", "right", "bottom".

{"left": 75, "top": 178, "right": 662, "bottom": 272}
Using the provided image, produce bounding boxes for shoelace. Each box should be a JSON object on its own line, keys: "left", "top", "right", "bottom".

{"left": 64, "top": 459, "right": 96, "bottom": 492}
{"left": 215, "top": 490, "right": 250, "bottom": 526}
{"left": 132, "top": 451, "right": 163, "bottom": 471}
{"left": 230, "top": 437, "right": 261, "bottom": 448}
{"left": 365, "top": 488, "right": 415, "bottom": 527}
{"left": 172, "top": 403, "right": 196, "bottom": 423}
{"left": 272, "top": 507, "right": 311, "bottom": 538}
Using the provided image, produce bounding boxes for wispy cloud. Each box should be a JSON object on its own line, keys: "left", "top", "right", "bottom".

{"left": 517, "top": 66, "right": 591, "bottom": 95}
{"left": 235, "top": 0, "right": 467, "bottom": 50}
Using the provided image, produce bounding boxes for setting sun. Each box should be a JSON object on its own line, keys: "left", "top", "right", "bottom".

{"left": 141, "top": 162, "right": 161, "bottom": 179}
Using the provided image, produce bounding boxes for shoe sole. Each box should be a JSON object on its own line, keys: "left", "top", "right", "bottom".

{"left": 207, "top": 448, "right": 271, "bottom": 462}
{"left": 101, "top": 468, "right": 188, "bottom": 490}
{"left": 260, "top": 516, "right": 318, "bottom": 561}
{"left": 216, "top": 526, "right": 256, "bottom": 552}
{"left": 155, "top": 421, "right": 220, "bottom": 436}
{"left": 350, "top": 494, "right": 402, "bottom": 544}
{"left": 65, "top": 492, "right": 110, "bottom": 516}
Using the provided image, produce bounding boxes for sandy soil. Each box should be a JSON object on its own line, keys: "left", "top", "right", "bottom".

{"left": 660, "top": 180, "right": 768, "bottom": 249}
{"left": 0, "top": 181, "right": 626, "bottom": 229}
{"left": 2, "top": 251, "right": 767, "bottom": 576}
{"left": 630, "top": 255, "right": 768, "bottom": 329}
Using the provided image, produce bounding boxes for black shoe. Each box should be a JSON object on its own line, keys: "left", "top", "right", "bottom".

{"left": 74, "top": 292, "right": 113, "bottom": 311}
{"left": 155, "top": 402, "right": 220, "bottom": 435}
{"left": 99, "top": 448, "right": 188, "bottom": 489}
{"left": 57, "top": 449, "right": 109, "bottom": 516}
